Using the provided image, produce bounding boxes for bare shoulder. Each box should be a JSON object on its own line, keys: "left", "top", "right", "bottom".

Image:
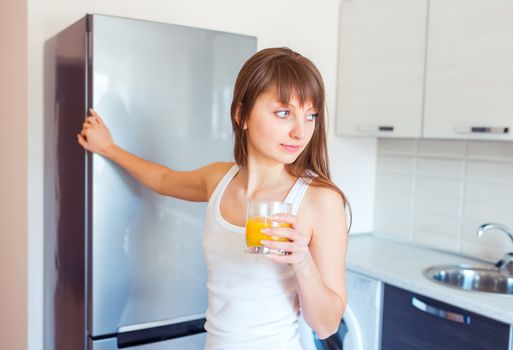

{"left": 305, "top": 183, "right": 346, "bottom": 218}
{"left": 202, "top": 161, "right": 236, "bottom": 199}
{"left": 302, "top": 182, "right": 347, "bottom": 239}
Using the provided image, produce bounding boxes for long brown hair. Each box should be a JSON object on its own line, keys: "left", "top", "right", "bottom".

{"left": 230, "top": 47, "right": 352, "bottom": 232}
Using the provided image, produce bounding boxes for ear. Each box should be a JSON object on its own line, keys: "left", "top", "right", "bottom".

{"left": 235, "top": 104, "right": 247, "bottom": 130}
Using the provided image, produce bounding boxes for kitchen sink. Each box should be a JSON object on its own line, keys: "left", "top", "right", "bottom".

{"left": 424, "top": 264, "right": 513, "bottom": 295}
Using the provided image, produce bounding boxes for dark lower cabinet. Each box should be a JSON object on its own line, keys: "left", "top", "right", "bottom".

{"left": 381, "top": 284, "right": 511, "bottom": 350}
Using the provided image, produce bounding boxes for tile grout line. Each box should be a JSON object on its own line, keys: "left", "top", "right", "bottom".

{"left": 410, "top": 139, "right": 419, "bottom": 242}
{"left": 457, "top": 140, "right": 468, "bottom": 254}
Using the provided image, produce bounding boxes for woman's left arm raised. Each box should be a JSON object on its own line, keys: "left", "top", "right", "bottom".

{"left": 262, "top": 186, "right": 348, "bottom": 339}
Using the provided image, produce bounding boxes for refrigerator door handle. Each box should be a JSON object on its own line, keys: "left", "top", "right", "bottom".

{"left": 118, "top": 313, "right": 206, "bottom": 333}
{"left": 117, "top": 317, "right": 206, "bottom": 348}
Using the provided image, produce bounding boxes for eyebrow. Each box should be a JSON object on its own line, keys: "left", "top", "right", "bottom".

{"left": 274, "top": 100, "right": 316, "bottom": 111}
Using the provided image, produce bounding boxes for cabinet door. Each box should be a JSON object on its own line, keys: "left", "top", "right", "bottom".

{"left": 424, "top": 0, "right": 513, "bottom": 140}
{"left": 335, "top": 0, "right": 427, "bottom": 138}
{"left": 382, "top": 284, "right": 510, "bottom": 350}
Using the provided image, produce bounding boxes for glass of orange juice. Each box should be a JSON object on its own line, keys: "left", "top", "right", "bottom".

{"left": 245, "top": 200, "right": 292, "bottom": 255}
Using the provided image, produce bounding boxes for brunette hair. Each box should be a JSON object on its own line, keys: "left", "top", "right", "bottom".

{"left": 230, "top": 47, "right": 352, "bottom": 232}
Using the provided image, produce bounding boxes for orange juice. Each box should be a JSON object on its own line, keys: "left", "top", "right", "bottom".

{"left": 245, "top": 216, "right": 291, "bottom": 247}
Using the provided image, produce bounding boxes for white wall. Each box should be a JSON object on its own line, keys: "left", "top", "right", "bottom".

{"left": 27, "top": 1, "right": 377, "bottom": 348}
{"left": 1, "top": 1, "right": 28, "bottom": 350}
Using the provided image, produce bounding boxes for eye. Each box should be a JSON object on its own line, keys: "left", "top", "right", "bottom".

{"left": 306, "top": 113, "right": 318, "bottom": 121}
{"left": 275, "top": 110, "right": 290, "bottom": 119}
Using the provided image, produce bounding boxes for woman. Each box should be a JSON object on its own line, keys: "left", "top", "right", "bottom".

{"left": 78, "top": 47, "right": 350, "bottom": 350}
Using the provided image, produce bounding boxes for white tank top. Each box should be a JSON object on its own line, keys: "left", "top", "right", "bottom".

{"left": 202, "top": 164, "right": 312, "bottom": 350}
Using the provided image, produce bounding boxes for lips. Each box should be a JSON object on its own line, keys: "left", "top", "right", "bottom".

{"left": 280, "top": 144, "right": 301, "bottom": 153}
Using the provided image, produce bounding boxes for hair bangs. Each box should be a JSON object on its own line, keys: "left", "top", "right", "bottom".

{"left": 268, "top": 58, "right": 324, "bottom": 114}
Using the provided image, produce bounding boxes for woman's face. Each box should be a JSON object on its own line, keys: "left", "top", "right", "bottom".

{"left": 243, "top": 89, "right": 317, "bottom": 165}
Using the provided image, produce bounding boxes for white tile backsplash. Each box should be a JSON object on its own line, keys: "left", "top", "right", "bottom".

{"left": 418, "top": 139, "right": 466, "bottom": 157}
{"left": 466, "top": 141, "right": 513, "bottom": 161}
{"left": 414, "top": 231, "right": 460, "bottom": 251}
{"left": 376, "top": 155, "right": 415, "bottom": 173}
{"left": 414, "top": 195, "right": 461, "bottom": 217}
{"left": 413, "top": 212, "right": 460, "bottom": 239}
{"left": 375, "top": 172, "right": 414, "bottom": 194}
{"left": 464, "top": 180, "right": 513, "bottom": 201}
{"left": 415, "top": 177, "right": 463, "bottom": 198}
{"left": 375, "top": 139, "right": 513, "bottom": 262}
{"left": 375, "top": 190, "right": 413, "bottom": 211}
{"left": 378, "top": 138, "right": 417, "bottom": 154}
{"left": 417, "top": 158, "right": 464, "bottom": 177}
{"left": 374, "top": 189, "right": 413, "bottom": 240}
{"left": 463, "top": 200, "right": 513, "bottom": 223}
{"left": 466, "top": 160, "right": 513, "bottom": 181}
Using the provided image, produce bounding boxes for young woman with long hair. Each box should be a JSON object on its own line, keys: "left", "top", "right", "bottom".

{"left": 78, "top": 47, "right": 351, "bottom": 350}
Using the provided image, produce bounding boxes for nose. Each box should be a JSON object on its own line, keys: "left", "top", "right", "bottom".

{"left": 290, "top": 116, "right": 305, "bottom": 140}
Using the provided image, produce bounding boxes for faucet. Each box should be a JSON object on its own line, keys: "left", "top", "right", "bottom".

{"left": 477, "top": 223, "right": 513, "bottom": 275}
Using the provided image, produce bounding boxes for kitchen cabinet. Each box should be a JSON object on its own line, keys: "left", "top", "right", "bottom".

{"left": 335, "top": 0, "right": 427, "bottom": 138}
{"left": 381, "top": 284, "right": 511, "bottom": 350}
{"left": 423, "top": 0, "right": 513, "bottom": 140}
{"left": 336, "top": 0, "right": 513, "bottom": 140}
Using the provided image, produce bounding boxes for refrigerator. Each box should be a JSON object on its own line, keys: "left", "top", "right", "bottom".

{"left": 47, "top": 14, "right": 256, "bottom": 350}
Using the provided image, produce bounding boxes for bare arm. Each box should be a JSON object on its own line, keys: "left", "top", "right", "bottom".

{"left": 77, "top": 109, "right": 224, "bottom": 202}
{"left": 262, "top": 186, "right": 348, "bottom": 338}
{"left": 295, "top": 188, "right": 348, "bottom": 338}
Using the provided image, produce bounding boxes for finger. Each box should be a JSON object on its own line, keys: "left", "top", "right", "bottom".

{"left": 86, "top": 116, "right": 100, "bottom": 126}
{"left": 77, "top": 134, "right": 87, "bottom": 149}
{"left": 265, "top": 253, "right": 301, "bottom": 264}
{"left": 89, "top": 108, "right": 99, "bottom": 117}
{"left": 89, "top": 108, "right": 104, "bottom": 124}
{"left": 84, "top": 118, "right": 95, "bottom": 125}
{"left": 261, "top": 240, "right": 297, "bottom": 252}
{"left": 261, "top": 227, "right": 294, "bottom": 239}
{"left": 262, "top": 240, "right": 308, "bottom": 253}
{"left": 262, "top": 227, "right": 307, "bottom": 245}
{"left": 270, "top": 213, "right": 297, "bottom": 227}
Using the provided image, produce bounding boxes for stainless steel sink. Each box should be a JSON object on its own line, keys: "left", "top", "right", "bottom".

{"left": 424, "top": 264, "right": 513, "bottom": 295}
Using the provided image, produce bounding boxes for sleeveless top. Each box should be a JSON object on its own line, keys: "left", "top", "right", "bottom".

{"left": 202, "top": 164, "right": 312, "bottom": 350}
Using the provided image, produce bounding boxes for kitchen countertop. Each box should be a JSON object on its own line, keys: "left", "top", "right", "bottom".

{"left": 346, "top": 234, "right": 513, "bottom": 325}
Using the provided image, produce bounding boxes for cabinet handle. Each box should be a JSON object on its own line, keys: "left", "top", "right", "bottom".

{"left": 453, "top": 126, "right": 509, "bottom": 134}
{"left": 411, "top": 297, "right": 471, "bottom": 325}
{"left": 356, "top": 124, "right": 395, "bottom": 133}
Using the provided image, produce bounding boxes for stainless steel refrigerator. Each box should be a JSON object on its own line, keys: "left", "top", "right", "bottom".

{"left": 46, "top": 14, "right": 256, "bottom": 350}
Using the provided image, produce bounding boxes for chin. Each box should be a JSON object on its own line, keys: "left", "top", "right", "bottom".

{"left": 278, "top": 154, "right": 301, "bottom": 165}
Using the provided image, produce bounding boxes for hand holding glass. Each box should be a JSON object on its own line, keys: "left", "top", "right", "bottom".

{"left": 245, "top": 201, "right": 292, "bottom": 255}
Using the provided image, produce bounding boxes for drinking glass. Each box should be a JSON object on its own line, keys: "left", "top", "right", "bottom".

{"left": 245, "top": 200, "right": 292, "bottom": 255}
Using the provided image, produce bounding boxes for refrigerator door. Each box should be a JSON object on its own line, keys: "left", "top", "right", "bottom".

{"left": 88, "top": 14, "right": 256, "bottom": 337}
{"left": 91, "top": 332, "right": 206, "bottom": 350}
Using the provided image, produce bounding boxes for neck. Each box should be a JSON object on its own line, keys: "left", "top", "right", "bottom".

{"left": 239, "top": 157, "right": 287, "bottom": 199}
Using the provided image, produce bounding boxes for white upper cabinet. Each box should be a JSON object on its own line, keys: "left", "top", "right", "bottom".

{"left": 424, "top": 0, "right": 513, "bottom": 140}
{"left": 335, "top": 0, "right": 428, "bottom": 138}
